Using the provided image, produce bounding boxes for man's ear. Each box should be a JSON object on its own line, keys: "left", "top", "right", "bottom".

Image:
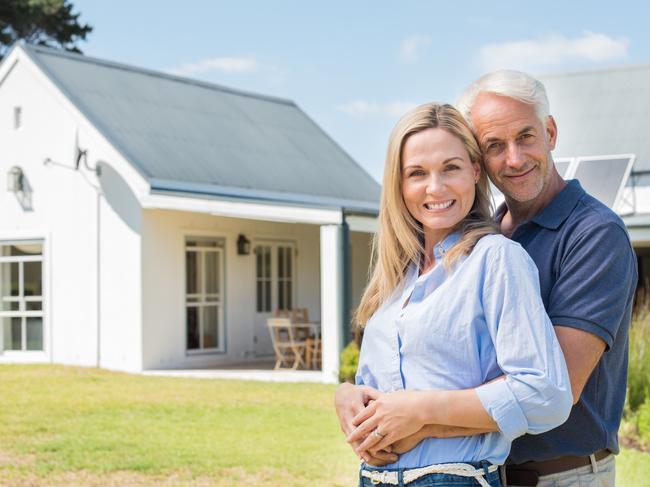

{"left": 546, "top": 115, "right": 558, "bottom": 150}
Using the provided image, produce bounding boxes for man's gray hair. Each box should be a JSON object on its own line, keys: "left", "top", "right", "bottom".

{"left": 457, "top": 70, "right": 550, "bottom": 129}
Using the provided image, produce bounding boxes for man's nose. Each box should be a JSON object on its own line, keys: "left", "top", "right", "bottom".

{"left": 505, "top": 143, "right": 526, "bottom": 169}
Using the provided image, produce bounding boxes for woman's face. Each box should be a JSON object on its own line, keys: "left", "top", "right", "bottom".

{"left": 401, "top": 127, "right": 480, "bottom": 244}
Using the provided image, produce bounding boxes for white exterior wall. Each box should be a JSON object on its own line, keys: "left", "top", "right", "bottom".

{"left": 141, "top": 209, "right": 321, "bottom": 369}
{"left": 0, "top": 51, "right": 146, "bottom": 371}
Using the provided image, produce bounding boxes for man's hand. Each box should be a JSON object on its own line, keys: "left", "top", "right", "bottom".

{"left": 334, "top": 382, "right": 381, "bottom": 435}
{"left": 390, "top": 424, "right": 495, "bottom": 454}
{"left": 334, "top": 383, "right": 397, "bottom": 465}
{"left": 389, "top": 427, "right": 428, "bottom": 454}
{"left": 347, "top": 390, "right": 426, "bottom": 456}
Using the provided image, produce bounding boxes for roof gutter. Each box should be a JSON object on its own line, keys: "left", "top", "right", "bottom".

{"left": 149, "top": 178, "right": 379, "bottom": 215}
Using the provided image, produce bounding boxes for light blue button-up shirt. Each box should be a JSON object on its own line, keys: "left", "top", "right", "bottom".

{"left": 356, "top": 233, "right": 572, "bottom": 468}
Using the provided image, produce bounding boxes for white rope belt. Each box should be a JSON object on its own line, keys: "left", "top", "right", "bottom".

{"left": 361, "top": 462, "right": 498, "bottom": 487}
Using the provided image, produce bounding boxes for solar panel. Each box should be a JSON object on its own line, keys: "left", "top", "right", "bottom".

{"left": 554, "top": 157, "right": 575, "bottom": 179}
{"left": 572, "top": 154, "right": 635, "bottom": 209}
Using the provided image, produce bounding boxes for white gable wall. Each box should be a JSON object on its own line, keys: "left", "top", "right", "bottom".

{"left": 0, "top": 49, "right": 147, "bottom": 371}
{"left": 141, "top": 209, "right": 322, "bottom": 369}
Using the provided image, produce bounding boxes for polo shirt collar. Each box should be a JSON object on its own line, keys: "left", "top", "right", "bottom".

{"left": 495, "top": 179, "right": 585, "bottom": 230}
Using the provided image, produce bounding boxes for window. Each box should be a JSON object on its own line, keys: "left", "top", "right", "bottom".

{"left": 277, "top": 246, "right": 293, "bottom": 310}
{"left": 185, "top": 237, "right": 224, "bottom": 352}
{"left": 255, "top": 245, "right": 272, "bottom": 312}
{"left": 255, "top": 242, "right": 295, "bottom": 313}
{"left": 0, "top": 241, "right": 44, "bottom": 352}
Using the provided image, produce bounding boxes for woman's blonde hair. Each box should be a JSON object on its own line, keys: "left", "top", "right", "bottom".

{"left": 355, "top": 102, "right": 497, "bottom": 327}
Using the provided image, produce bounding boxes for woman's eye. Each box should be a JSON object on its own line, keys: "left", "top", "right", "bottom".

{"left": 409, "top": 170, "right": 425, "bottom": 177}
{"left": 444, "top": 165, "right": 460, "bottom": 171}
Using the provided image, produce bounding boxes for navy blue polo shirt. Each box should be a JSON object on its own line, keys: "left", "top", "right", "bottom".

{"left": 499, "top": 180, "right": 637, "bottom": 463}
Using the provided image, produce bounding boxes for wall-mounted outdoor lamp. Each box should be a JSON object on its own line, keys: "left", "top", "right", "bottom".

{"left": 237, "top": 234, "right": 251, "bottom": 255}
{"left": 7, "top": 166, "right": 24, "bottom": 193}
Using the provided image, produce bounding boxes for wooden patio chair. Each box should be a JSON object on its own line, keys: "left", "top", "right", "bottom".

{"left": 267, "top": 317, "right": 307, "bottom": 370}
{"left": 273, "top": 308, "right": 309, "bottom": 324}
{"left": 305, "top": 337, "right": 322, "bottom": 370}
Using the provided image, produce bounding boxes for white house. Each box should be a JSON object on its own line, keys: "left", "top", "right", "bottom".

{"left": 539, "top": 65, "right": 650, "bottom": 288}
{"left": 0, "top": 42, "right": 380, "bottom": 383}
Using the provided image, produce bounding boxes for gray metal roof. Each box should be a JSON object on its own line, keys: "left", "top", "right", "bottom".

{"left": 540, "top": 64, "right": 650, "bottom": 174}
{"left": 17, "top": 42, "right": 380, "bottom": 211}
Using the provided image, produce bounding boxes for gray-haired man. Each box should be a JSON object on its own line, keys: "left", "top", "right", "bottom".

{"left": 455, "top": 70, "right": 636, "bottom": 486}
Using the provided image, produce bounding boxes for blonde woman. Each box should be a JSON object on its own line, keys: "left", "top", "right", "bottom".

{"left": 336, "top": 103, "right": 572, "bottom": 487}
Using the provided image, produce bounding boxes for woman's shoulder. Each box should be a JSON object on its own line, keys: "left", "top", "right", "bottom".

{"left": 473, "top": 233, "right": 523, "bottom": 254}
{"left": 471, "top": 233, "right": 535, "bottom": 269}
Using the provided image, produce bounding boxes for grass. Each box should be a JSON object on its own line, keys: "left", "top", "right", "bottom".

{"left": 0, "top": 365, "right": 649, "bottom": 486}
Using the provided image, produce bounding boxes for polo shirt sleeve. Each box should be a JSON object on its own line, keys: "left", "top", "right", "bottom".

{"left": 475, "top": 240, "right": 573, "bottom": 441}
{"left": 547, "top": 222, "right": 637, "bottom": 348}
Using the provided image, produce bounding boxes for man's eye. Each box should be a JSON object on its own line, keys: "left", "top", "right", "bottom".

{"left": 485, "top": 143, "right": 501, "bottom": 153}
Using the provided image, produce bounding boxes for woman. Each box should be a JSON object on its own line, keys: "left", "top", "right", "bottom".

{"left": 340, "top": 103, "right": 572, "bottom": 487}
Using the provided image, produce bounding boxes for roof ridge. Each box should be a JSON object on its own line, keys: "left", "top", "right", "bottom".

{"left": 539, "top": 61, "right": 650, "bottom": 79}
{"left": 19, "top": 41, "right": 296, "bottom": 106}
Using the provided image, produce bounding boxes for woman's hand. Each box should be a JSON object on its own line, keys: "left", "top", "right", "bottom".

{"left": 346, "top": 390, "right": 426, "bottom": 455}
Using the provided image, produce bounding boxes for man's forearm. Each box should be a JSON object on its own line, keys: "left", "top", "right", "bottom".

{"left": 420, "top": 424, "right": 497, "bottom": 438}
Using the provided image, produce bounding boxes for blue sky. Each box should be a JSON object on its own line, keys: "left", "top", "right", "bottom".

{"left": 72, "top": 0, "right": 650, "bottom": 182}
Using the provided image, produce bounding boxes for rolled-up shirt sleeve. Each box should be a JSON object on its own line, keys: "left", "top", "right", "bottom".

{"left": 475, "top": 241, "right": 573, "bottom": 441}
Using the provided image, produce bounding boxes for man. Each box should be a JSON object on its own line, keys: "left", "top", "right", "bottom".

{"left": 335, "top": 70, "right": 637, "bottom": 486}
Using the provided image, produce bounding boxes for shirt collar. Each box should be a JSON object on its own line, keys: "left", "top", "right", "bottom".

{"left": 433, "top": 230, "right": 461, "bottom": 261}
{"left": 406, "top": 231, "right": 461, "bottom": 282}
{"left": 495, "top": 179, "right": 585, "bottom": 230}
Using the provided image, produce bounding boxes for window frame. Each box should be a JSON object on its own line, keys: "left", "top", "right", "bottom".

{"left": 0, "top": 239, "right": 45, "bottom": 354}
{"left": 253, "top": 240, "right": 296, "bottom": 314}
{"left": 184, "top": 237, "right": 226, "bottom": 354}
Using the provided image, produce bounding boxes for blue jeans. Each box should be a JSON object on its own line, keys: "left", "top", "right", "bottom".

{"left": 359, "top": 461, "right": 502, "bottom": 487}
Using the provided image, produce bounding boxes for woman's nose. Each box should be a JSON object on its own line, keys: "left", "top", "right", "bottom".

{"left": 425, "top": 175, "right": 444, "bottom": 194}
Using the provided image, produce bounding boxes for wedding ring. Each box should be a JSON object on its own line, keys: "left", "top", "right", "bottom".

{"left": 372, "top": 428, "right": 386, "bottom": 439}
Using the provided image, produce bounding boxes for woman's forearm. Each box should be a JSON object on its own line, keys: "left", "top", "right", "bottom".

{"left": 415, "top": 389, "right": 498, "bottom": 430}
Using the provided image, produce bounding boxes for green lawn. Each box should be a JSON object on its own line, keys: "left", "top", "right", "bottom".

{"left": 0, "top": 365, "right": 648, "bottom": 486}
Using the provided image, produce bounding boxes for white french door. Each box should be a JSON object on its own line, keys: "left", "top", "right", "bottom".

{"left": 253, "top": 241, "right": 296, "bottom": 356}
{"left": 185, "top": 237, "right": 225, "bottom": 353}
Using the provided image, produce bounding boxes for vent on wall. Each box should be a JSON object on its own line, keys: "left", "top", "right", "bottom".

{"left": 13, "top": 106, "right": 21, "bottom": 129}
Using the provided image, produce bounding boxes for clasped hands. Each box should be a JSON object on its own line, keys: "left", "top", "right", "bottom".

{"left": 335, "top": 383, "right": 443, "bottom": 466}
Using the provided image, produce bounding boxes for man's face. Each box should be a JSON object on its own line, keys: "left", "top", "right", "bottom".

{"left": 470, "top": 93, "right": 557, "bottom": 203}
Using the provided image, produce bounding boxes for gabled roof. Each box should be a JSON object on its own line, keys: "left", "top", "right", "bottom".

{"left": 15, "top": 42, "right": 380, "bottom": 213}
{"left": 540, "top": 64, "right": 650, "bottom": 172}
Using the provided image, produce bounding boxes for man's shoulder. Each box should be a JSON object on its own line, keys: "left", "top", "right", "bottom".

{"left": 562, "top": 189, "right": 629, "bottom": 240}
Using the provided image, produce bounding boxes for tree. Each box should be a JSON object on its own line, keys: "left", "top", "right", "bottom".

{"left": 0, "top": 0, "right": 92, "bottom": 60}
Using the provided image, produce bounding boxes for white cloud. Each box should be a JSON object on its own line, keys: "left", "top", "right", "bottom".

{"left": 400, "top": 35, "right": 432, "bottom": 63}
{"left": 167, "top": 57, "right": 259, "bottom": 76}
{"left": 479, "top": 31, "right": 629, "bottom": 71}
{"left": 337, "top": 100, "right": 418, "bottom": 118}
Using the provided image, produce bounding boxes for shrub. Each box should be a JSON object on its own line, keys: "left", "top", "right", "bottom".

{"left": 638, "top": 397, "right": 650, "bottom": 444}
{"left": 339, "top": 341, "right": 360, "bottom": 383}
{"left": 626, "top": 289, "right": 650, "bottom": 414}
